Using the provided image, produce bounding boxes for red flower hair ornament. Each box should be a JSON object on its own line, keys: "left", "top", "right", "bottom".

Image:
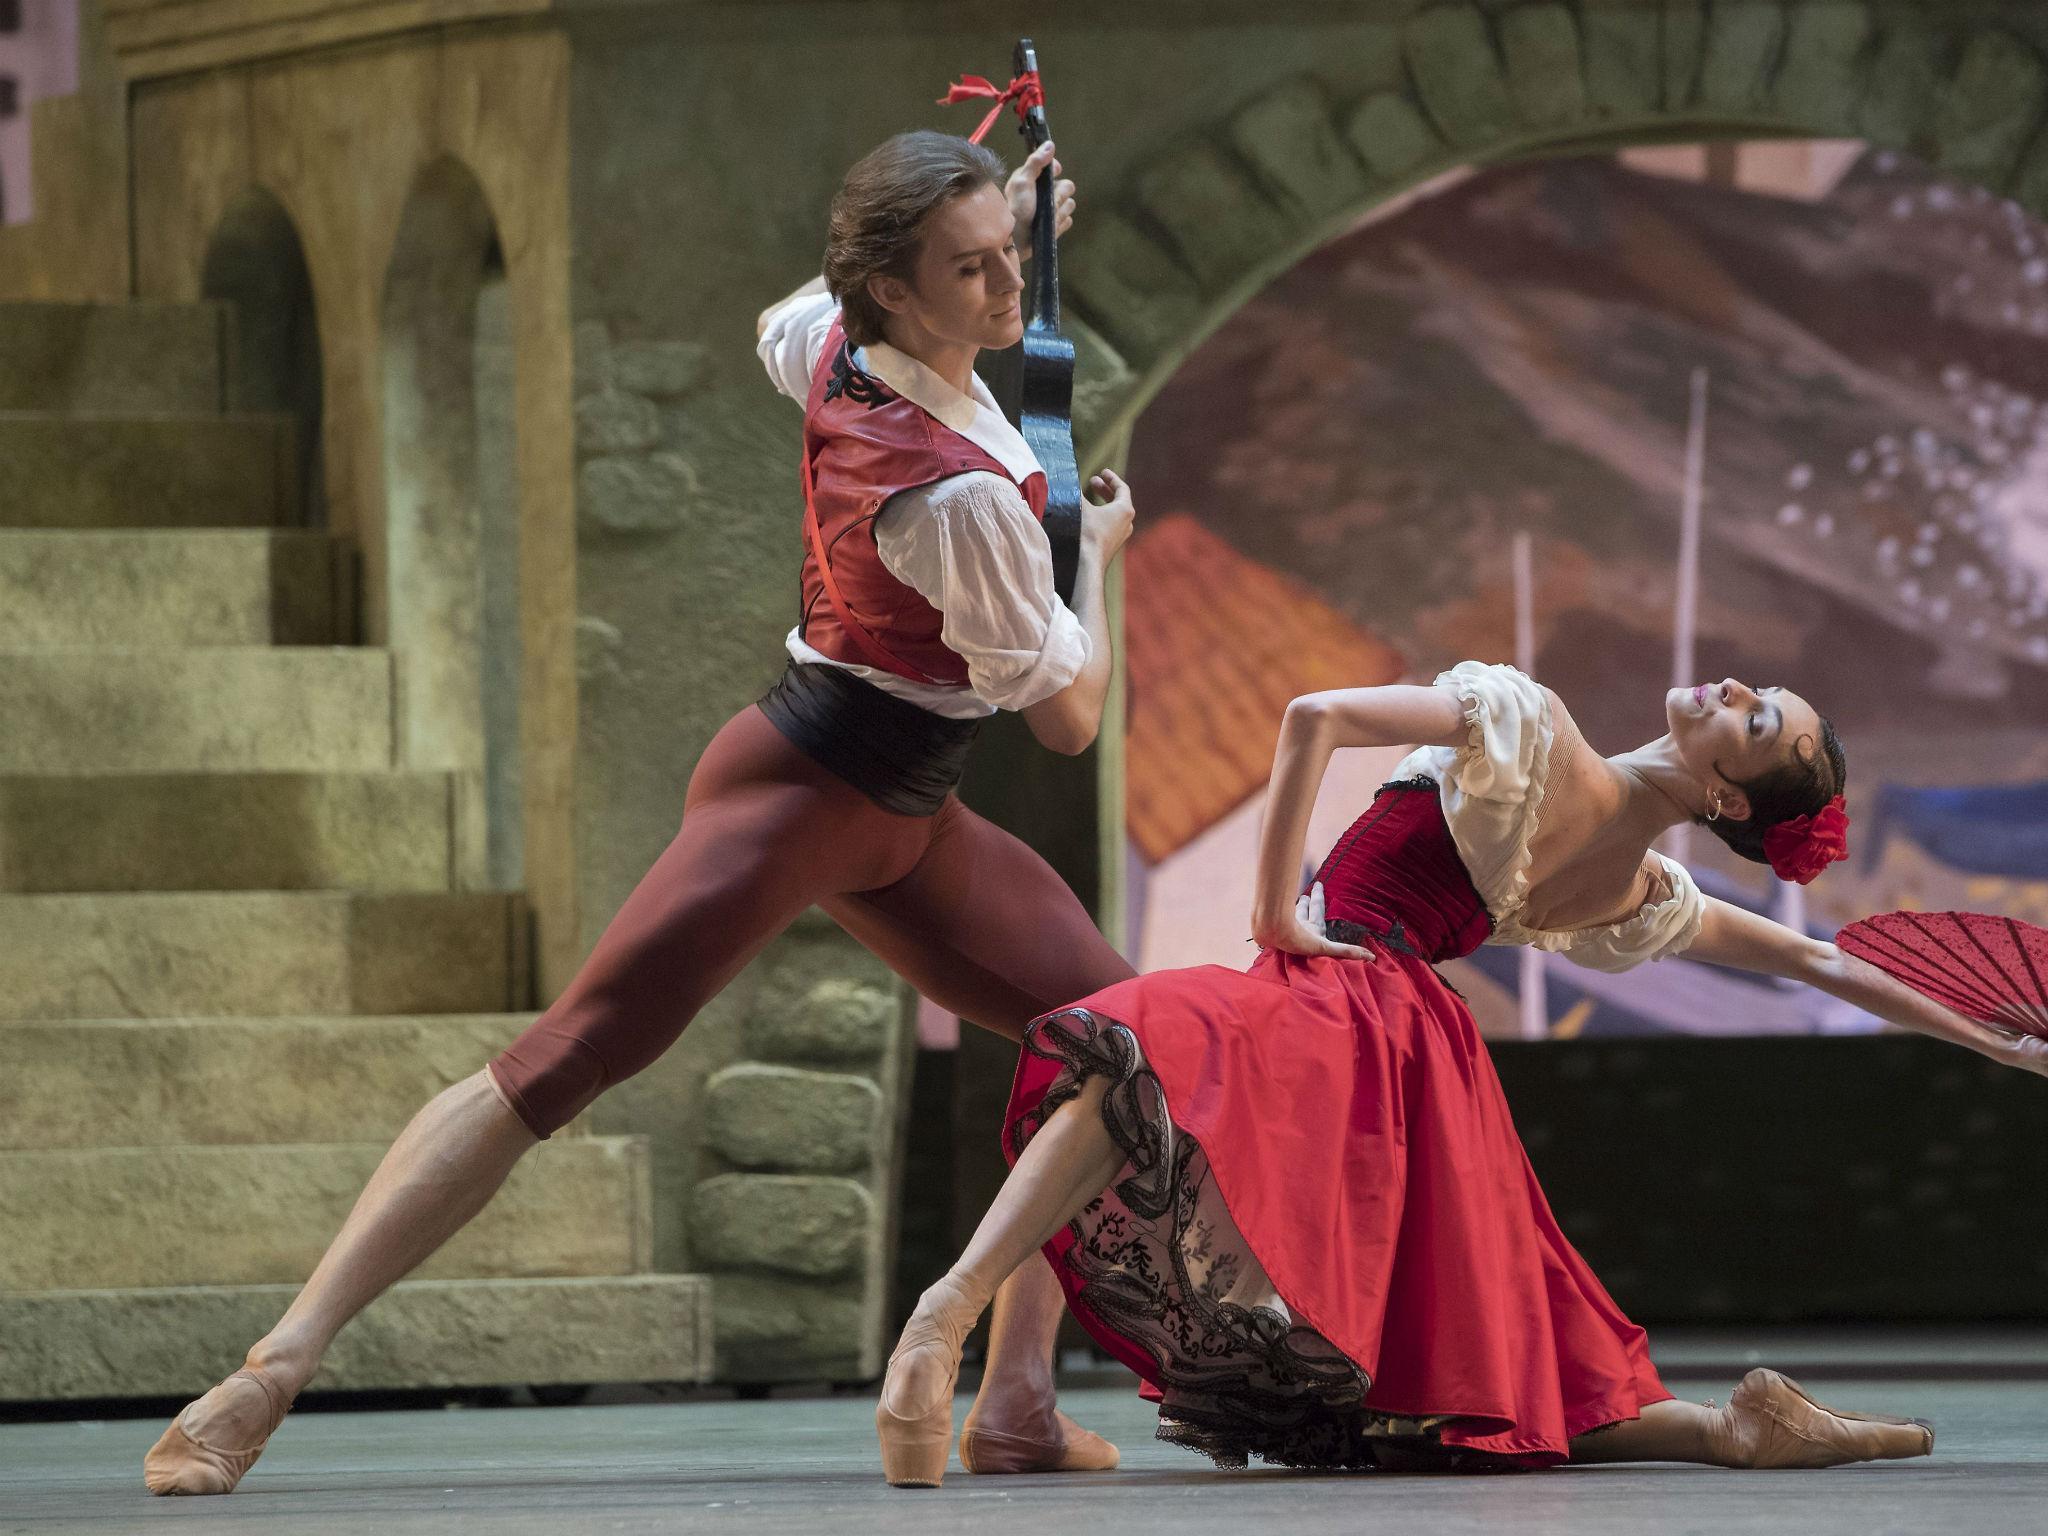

{"left": 1761, "top": 794, "right": 1850, "bottom": 885}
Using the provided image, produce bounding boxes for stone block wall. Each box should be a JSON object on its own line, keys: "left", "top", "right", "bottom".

{"left": 574, "top": 319, "right": 713, "bottom": 538}
{"left": 687, "top": 913, "right": 915, "bottom": 1384}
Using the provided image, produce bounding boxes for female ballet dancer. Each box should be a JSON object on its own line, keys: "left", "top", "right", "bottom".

{"left": 144, "top": 129, "right": 1130, "bottom": 1495}
{"left": 876, "top": 663, "right": 2045, "bottom": 1485}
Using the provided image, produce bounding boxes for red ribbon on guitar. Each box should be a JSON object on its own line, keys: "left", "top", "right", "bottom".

{"left": 938, "top": 71, "right": 1044, "bottom": 144}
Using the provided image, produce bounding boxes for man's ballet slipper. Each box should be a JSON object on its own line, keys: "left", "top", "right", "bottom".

{"left": 143, "top": 1365, "right": 294, "bottom": 1496}
{"left": 876, "top": 1287, "right": 974, "bottom": 1488}
{"left": 1716, "top": 1368, "right": 1934, "bottom": 1469}
{"left": 959, "top": 1411, "right": 1120, "bottom": 1474}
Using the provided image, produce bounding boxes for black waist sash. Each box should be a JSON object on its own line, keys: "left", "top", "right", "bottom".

{"left": 758, "top": 662, "right": 980, "bottom": 816}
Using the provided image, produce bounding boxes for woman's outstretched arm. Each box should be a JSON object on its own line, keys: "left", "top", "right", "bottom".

{"left": 1250, "top": 684, "right": 1468, "bottom": 957}
{"left": 1686, "top": 894, "right": 2048, "bottom": 1077}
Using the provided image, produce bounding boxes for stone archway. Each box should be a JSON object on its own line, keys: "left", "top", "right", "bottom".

{"left": 1065, "top": 2, "right": 2048, "bottom": 469}
{"left": 202, "top": 186, "right": 324, "bottom": 523}
{"left": 380, "top": 155, "right": 524, "bottom": 891}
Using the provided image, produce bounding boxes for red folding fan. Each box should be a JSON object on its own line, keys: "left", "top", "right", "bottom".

{"left": 1835, "top": 910, "right": 2048, "bottom": 1041}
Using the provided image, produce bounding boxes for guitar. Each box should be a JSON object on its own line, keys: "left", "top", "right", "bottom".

{"left": 1009, "top": 38, "right": 1084, "bottom": 606}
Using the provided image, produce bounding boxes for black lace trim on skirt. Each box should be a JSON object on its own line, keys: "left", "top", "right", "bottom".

{"left": 1013, "top": 1009, "right": 1518, "bottom": 1473}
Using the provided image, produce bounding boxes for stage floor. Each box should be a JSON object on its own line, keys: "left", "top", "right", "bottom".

{"left": 7, "top": 1368, "right": 2047, "bottom": 1535}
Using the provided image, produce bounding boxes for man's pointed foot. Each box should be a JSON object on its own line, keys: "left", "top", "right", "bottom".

{"left": 143, "top": 1365, "right": 294, "bottom": 1496}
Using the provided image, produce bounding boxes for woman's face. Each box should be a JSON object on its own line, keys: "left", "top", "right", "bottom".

{"left": 874, "top": 183, "right": 1026, "bottom": 352}
{"left": 1665, "top": 678, "right": 1824, "bottom": 809}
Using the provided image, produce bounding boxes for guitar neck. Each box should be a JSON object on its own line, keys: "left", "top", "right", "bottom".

{"left": 1030, "top": 131, "right": 1058, "bottom": 332}
{"left": 1015, "top": 38, "right": 1059, "bottom": 332}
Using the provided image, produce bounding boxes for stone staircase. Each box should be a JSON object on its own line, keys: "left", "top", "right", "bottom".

{"left": 0, "top": 301, "right": 711, "bottom": 1401}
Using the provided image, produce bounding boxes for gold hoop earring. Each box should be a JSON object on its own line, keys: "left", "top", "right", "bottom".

{"left": 1705, "top": 796, "right": 1722, "bottom": 823}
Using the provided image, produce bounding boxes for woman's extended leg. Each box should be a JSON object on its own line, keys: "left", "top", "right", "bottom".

{"left": 1568, "top": 1376, "right": 1933, "bottom": 1468}
{"left": 147, "top": 710, "right": 917, "bottom": 1495}
{"left": 825, "top": 797, "right": 1137, "bottom": 1474}
{"left": 876, "top": 1076, "right": 1127, "bottom": 1486}
{"left": 1567, "top": 1398, "right": 1726, "bottom": 1465}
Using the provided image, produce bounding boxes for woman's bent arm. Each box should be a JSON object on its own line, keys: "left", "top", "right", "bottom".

{"left": 1249, "top": 685, "right": 1467, "bottom": 948}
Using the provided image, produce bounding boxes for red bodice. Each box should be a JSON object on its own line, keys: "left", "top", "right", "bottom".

{"left": 1310, "top": 779, "right": 1494, "bottom": 963}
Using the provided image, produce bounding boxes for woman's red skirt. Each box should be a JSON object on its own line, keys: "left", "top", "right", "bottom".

{"left": 1004, "top": 947, "right": 1671, "bottom": 1470}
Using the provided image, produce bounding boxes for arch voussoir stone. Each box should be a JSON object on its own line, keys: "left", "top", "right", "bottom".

{"left": 1228, "top": 79, "right": 1373, "bottom": 222}
{"left": 1501, "top": 4, "right": 1588, "bottom": 131}
{"left": 1582, "top": 5, "right": 1660, "bottom": 118}
{"left": 1933, "top": 30, "right": 2048, "bottom": 191}
{"left": 1663, "top": 0, "right": 1706, "bottom": 110}
{"left": 1770, "top": 1, "right": 1872, "bottom": 134}
{"left": 1859, "top": 18, "right": 1954, "bottom": 157}
{"left": 1403, "top": 4, "right": 1517, "bottom": 150}
{"left": 1063, "top": 211, "right": 1202, "bottom": 368}
{"left": 1345, "top": 89, "right": 1445, "bottom": 180}
{"left": 1135, "top": 142, "right": 1298, "bottom": 294}
{"left": 1699, "top": 1, "right": 1787, "bottom": 115}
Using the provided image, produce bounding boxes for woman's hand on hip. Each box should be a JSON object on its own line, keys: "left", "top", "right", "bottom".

{"left": 1252, "top": 882, "right": 1374, "bottom": 962}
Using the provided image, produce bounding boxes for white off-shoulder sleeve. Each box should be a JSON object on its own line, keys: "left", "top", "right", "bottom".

{"left": 756, "top": 288, "right": 840, "bottom": 400}
{"left": 1389, "top": 660, "right": 1706, "bottom": 970}
{"left": 1535, "top": 853, "right": 1708, "bottom": 973}
{"left": 874, "top": 471, "right": 1091, "bottom": 711}
{"left": 1391, "top": 661, "right": 1554, "bottom": 922}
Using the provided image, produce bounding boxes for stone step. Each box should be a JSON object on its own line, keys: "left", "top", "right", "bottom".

{"left": 0, "top": 1275, "right": 714, "bottom": 1401}
{"left": 0, "top": 891, "right": 525, "bottom": 1021}
{"left": 0, "top": 301, "right": 227, "bottom": 415}
{"left": 0, "top": 1138, "right": 653, "bottom": 1291}
{"left": 0, "top": 531, "right": 347, "bottom": 648}
{"left": 0, "top": 1015, "right": 542, "bottom": 1149}
{"left": 0, "top": 649, "right": 392, "bottom": 773}
{"left": 0, "top": 413, "right": 296, "bottom": 528}
{"left": 0, "top": 771, "right": 452, "bottom": 894}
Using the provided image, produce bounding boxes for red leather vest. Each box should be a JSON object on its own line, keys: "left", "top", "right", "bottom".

{"left": 799, "top": 320, "right": 1049, "bottom": 685}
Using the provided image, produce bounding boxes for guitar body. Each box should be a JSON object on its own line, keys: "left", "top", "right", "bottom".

{"left": 1018, "top": 327, "right": 1081, "bottom": 601}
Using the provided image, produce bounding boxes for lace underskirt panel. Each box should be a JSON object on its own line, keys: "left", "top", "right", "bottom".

{"left": 1013, "top": 1008, "right": 1500, "bottom": 1472}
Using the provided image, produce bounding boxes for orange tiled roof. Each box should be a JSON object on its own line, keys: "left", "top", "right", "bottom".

{"left": 1124, "top": 514, "right": 1406, "bottom": 863}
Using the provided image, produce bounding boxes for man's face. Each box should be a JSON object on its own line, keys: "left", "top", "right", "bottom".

{"left": 875, "top": 183, "right": 1026, "bottom": 352}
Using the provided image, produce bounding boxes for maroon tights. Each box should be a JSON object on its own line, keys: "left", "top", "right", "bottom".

{"left": 490, "top": 704, "right": 1135, "bottom": 1136}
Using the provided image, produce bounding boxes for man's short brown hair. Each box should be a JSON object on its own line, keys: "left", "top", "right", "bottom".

{"left": 825, "top": 130, "right": 1006, "bottom": 347}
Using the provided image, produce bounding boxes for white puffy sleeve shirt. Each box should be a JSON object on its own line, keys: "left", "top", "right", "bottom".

{"left": 1392, "top": 661, "right": 1707, "bottom": 973}
{"left": 756, "top": 287, "right": 1091, "bottom": 719}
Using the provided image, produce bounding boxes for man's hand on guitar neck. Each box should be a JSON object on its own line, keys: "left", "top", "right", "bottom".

{"left": 1007, "top": 140, "right": 1076, "bottom": 256}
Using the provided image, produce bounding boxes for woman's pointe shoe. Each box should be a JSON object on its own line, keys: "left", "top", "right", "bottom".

{"left": 958, "top": 1409, "right": 1120, "bottom": 1474}
{"left": 1709, "top": 1368, "right": 1934, "bottom": 1469}
{"left": 876, "top": 1283, "right": 976, "bottom": 1488}
{"left": 143, "top": 1365, "right": 295, "bottom": 1496}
